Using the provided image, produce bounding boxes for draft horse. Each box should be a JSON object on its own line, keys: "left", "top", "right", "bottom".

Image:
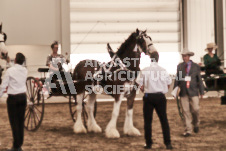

{"left": 72, "top": 29, "right": 156, "bottom": 138}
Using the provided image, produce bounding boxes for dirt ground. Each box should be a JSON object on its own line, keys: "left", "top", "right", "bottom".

{"left": 0, "top": 97, "right": 226, "bottom": 151}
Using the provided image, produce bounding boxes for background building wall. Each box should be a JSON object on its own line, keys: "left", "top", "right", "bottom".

{"left": 0, "top": 0, "right": 70, "bottom": 76}
{"left": 0, "top": 0, "right": 223, "bottom": 76}
{"left": 186, "top": 0, "right": 215, "bottom": 63}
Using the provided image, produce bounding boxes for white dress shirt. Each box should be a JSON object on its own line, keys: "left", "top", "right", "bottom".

{"left": 136, "top": 62, "right": 172, "bottom": 94}
{"left": 0, "top": 64, "right": 27, "bottom": 97}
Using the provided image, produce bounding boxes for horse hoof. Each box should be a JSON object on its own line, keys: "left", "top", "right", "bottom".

{"left": 105, "top": 128, "right": 120, "bottom": 138}
{"left": 124, "top": 127, "right": 141, "bottom": 136}
{"left": 73, "top": 123, "right": 87, "bottom": 134}
{"left": 88, "top": 124, "right": 102, "bottom": 133}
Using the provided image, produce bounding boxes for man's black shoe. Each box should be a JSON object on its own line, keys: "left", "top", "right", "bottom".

{"left": 144, "top": 144, "right": 151, "bottom": 149}
{"left": 194, "top": 127, "right": 199, "bottom": 133}
{"left": 183, "top": 132, "right": 191, "bottom": 137}
{"left": 166, "top": 144, "right": 173, "bottom": 150}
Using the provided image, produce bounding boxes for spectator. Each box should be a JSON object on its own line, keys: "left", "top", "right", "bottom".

{"left": 174, "top": 48, "right": 204, "bottom": 137}
{"left": 0, "top": 53, "right": 27, "bottom": 151}
{"left": 136, "top": 51, "right": 173, "bottom": 150}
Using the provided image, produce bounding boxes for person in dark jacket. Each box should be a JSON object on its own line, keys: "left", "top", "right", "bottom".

{"left": 174, "top": 48, "right": 204, "bottom": 137}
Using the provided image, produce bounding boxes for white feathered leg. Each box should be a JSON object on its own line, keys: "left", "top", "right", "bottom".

{"left": 87, "top": 93, "right": 102, "bottom": 133}
{"left": 105, "top": 94, "right": 123, "bottom": 138}
{"left": 123, "top": 109, "right": 141, "bottom": 136}
{"left": 73, "top": 92, "right": 87, "bottom": 133}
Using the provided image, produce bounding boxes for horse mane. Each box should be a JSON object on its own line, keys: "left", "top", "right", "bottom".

{"left": 116, "top": 32, "right": 137, "bottom": 56}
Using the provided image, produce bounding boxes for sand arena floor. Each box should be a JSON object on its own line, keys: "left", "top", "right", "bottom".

{"left": 0, "top": 97, "right": 226, "bottom": 151}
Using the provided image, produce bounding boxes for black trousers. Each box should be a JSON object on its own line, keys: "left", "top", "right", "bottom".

{"left": 143, "top": 93, "right": 171, "bottom": 146}
{"left": 7, "top": 93, "right": 27, "bottom": 149}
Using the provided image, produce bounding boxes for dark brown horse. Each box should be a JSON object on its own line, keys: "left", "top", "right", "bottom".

{"left": 72, "top": 29, "right": 156, "bottom": 138}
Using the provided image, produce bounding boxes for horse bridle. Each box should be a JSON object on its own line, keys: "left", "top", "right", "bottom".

{"left": 136, "top": 32, "right": 153, "bottom": 55}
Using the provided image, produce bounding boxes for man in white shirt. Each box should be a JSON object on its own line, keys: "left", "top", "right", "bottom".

{"left": 136, "top": 51, "right": 173, "bottom": 150}
{"left": 0, "top": 53, "right": 27, "bottom": 151}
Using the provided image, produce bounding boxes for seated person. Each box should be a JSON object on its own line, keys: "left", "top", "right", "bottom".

{"left": 46, "top": 41, "right": 66, "bottom": 72}
{"left": 46, "top": 41, "right": 73, "bottom": 94}
{"left": 203, "top": 42, "right": 223, "bottom": 76}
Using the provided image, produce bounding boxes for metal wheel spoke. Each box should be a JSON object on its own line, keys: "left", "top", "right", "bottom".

{"left": 32, "top": 80, "right": 36, "bottom": 98}
{"left": 34, "top": 93, "right": 38, "bottom": 102}
{"left": 33, "top": 110, "right": 37, "bottom": 127}
{"left": 33, "top": 108, "right": 41, "bottom": 122}
{"left": 33, "top": 86, "right": 39, "bottom": 100}
{"left": 29, "top": 79, "right": 33, "bottom": 98}
{"left": 26, "top": 82, "right": 31, "bottom": 99}
{"left": 30, "top": 110, "right": 33, "bottom": 129}
{"left": 26, "top": 110, "right": 31, "bottom": 129}
{"left": 34, "top": 106, "right": 42, "bottom": 114}
{"left": 25, "top": 109, "right": 31, "bottom": 120}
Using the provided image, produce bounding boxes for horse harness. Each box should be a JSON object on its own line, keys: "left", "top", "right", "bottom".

{"left": 93, "top": 46, "right": 140, "bottom": 95}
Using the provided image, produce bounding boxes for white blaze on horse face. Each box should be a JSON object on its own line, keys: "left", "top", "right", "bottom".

{"left": 148, "top": 45, "right": 157, "bottom": 54}
{"left": 143, "top": 36, "right": 155, "bottom": 53}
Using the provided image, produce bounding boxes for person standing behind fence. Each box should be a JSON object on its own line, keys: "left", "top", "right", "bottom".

{"left": 174, "top": 48, "right": 204, "bottom": 137}
{"left": 0, "top": 53, "right": 27, "bottom": 151}
{"left": 136, "top": 51, "right": 173, "bottom": 150}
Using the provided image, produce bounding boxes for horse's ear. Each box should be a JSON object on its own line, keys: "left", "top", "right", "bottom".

{"left": 136, "top": 28, "right": 139, "bottom": 35}
{"left": 107, "top": 43, "right": 115, "bottom": 58}
{"left": 3, "top": 33, "right": 7, "bottom": 42}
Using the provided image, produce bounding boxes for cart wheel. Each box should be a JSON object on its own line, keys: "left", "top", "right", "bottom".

{"left": 176, "top": 96, "right": 184, "bottom": 121}
{"left": 69, "top": 94, "right": 97, "bottom": 127}
{"left": 25, "top": 77, "right": 45, "bottom": 131}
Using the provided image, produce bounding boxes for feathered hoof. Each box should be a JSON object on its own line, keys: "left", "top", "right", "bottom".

{"left": 105, "top": 128, "right": 120, "bottom": 138}
{"left": 124, "top": 127, "right": 141, "bottom": 136}
{"left": 88, "top": 124, "right": 102, "bottom": 133}
{"left": 73, "top": 123, "right": 87, "bottom": 134}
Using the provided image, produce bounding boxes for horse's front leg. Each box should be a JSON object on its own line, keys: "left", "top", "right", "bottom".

{"left": 87, "top": 93, "right": 102, "bottom": 133}
{"left": 105, "top": 94, "right": 123, "bottom": 138}
{"left": 73, "top": 92, "right": 87, "bottom": 133}
{"left": 124, "top": 91, "right": 141, "bottom": 136}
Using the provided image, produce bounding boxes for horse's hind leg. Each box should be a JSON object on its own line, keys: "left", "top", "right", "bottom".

{"left": 73, "top": 92, "right": 87, "bottom": 133}
{"left": 124, "top": 92, "right": 141, "bottom": 136}
{"left": 87, "top": 93, "right": 102, "bottom": 133}
{"left": 105, "top": 94, "right": 123, "bottom": 138}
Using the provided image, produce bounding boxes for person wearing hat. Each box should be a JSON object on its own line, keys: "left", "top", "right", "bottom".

{"left": 174, "top": 48, "right": 204, "bottom": 137}
{"left": 203, "top": 42, "right": 223, "bottom": 76}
